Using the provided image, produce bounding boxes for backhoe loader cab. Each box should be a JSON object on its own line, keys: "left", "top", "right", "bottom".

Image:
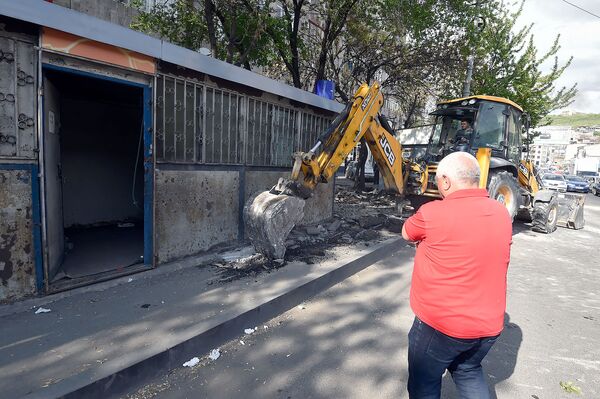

{"left": 406, "top": 95, "right": 585, "bottom": 233}
{"left": 422, "top": 96, "right": 524, "bottom": 166}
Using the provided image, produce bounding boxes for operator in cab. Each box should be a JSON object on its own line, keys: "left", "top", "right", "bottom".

{"left": 454, "top": 119, "right": 474, "bottom": 145}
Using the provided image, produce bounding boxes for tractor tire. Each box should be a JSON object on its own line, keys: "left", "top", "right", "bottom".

{"left": 531, "top": 195, "right": 559, "bottom": 234}
{"left": 487, "top": 171, "right": 521, "bottom": 220}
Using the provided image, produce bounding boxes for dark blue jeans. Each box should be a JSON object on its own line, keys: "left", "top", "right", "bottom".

{"left": 408, "top": 317, "right": 499, "bottom": 399}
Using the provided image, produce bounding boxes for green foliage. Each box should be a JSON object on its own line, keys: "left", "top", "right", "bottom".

{"left": 131, "top": 0, "right": 286, "bottom": 70}
{"left": 559, "top": 381, "right": 582, "bottom": 395}
{"left": 459, "top": 1, "right": 577, "bottom": 128}
{"left": 543, "top": 113, "right": 600, "bottom": 127}
{"left": 130, "top": 0, "right": 206, "bottom": 50}
{"left": 129, "top": 0, "right": 577, "bottom": 129}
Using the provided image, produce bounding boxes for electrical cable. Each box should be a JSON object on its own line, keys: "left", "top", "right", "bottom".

{"left": 559, "top": 0, "right": 600, "bottom": 19}
{"left": 132, "top": 121, "right": 144, "bottom": 210}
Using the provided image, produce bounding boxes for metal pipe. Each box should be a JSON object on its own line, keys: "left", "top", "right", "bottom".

{"left": 309, "top": 141, "right": 322, "bottom": 154}
{"left": 36, "top": 34, "right": 49, "bottom": 291}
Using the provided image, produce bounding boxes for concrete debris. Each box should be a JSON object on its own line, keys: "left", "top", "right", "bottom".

{"left": 244, "top": 191, "right": 305, "bottom": 259}
{"left": 385, "top": 215, "right": 404, "bottom": 233}
{"left": 208, "top": 349, "right": 221, "bottom": 361}
{"left": 358, "top": 215, "right": 386, "bottom": 229}
{"left": 355, "top": 229, "right": 380, "bottom": 241}
{"left": 183, "top": 357, "right": 200, "bottom": 368}
{"left": 305, "top": 225, "right": 326, "bottom": 235}
{"left": 339, "top": 234, "right": 353, "bottom": 244}
{"left": 220, "top": 246, "right": 256, "bottom": 262}
{"left": 34, "top": 307, "right": 51, "bottom": 314}
{"left": 297, "top": 304, "right": 306, "bottom": 310}
{"left": 327, "top": 219, "right": 342, "bottom": 232}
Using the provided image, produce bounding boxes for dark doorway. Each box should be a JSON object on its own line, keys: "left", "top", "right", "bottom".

{"left": 43, "top": 68, "right": 146, "bottom": 285}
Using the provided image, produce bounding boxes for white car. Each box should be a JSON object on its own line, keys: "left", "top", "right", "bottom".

{"left": 541, "top": 174, "right": 568, "bottom": 192}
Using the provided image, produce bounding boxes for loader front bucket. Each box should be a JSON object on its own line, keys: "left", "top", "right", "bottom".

{"left": 556, "top": 192, "right": 585, "bottom": 230}
{"left": 243, "top": 191, "right": 306, "bottom": 260}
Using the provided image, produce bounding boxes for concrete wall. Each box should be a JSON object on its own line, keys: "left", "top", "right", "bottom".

{"left": 155, "top": 169, "right": 240, "bottom": 264}
{"left": 155, "top": 167, "right": 333, "bottom": 264}
{"left": 53, "top": 0, "right": 139, "bottom": 28}
{"left": 0, "top": 168, "right": 36, "bottom": 302}
{"left": 244, "top": 170, "right": 334, "bottom": 226}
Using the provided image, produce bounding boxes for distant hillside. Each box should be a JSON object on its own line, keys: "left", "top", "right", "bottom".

{"left": 543, "top": 113, "right": 600, "bottom": 127}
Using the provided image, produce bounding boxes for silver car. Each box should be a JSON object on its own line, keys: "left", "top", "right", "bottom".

{"left": 541, "top": 174, "right": 568, "bottom": 192}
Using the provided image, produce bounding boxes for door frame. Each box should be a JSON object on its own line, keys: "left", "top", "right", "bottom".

{"left": 40, "top": 64, "right": 154, "bottom": 289}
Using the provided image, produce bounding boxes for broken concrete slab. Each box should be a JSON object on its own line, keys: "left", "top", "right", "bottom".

{"left": 358, "top": 215, "right": 386, "bottom": 229}
{"left": 327, "top": 219, "right": 342, "bottom": 232}
{"left": 305, "top": 225, "right": 325, "bottom": 235}
{"left": 385, "top": 215, "right": 404, "bottom": 233}
{"left": 244, "top": 192, "right": 305, "bottom": 259}
{"left": 355, "top": 229, "right": 380, "bottom": 241}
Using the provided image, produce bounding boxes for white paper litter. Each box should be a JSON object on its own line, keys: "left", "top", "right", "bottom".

{"left": 263, "top": 325, "right": 268, "bottom": 329}
{"left": 297, "top": 304, "right": 306, "bottom": 310}
{"left": 240, "top": 340, "right": 245, "bottom": 345}
{"left": 208, "top": 349, "right": 221, "bottom": 361}
{"left": 35, "top": 307, "right": 51, "bottom": 314}
{"left": 244, "top": 328, "right": 256, "bottom": 335}
{"left": 183, "top": 357, "right": 200, "bottom": 367}
{"left": 127, "top": 278, "right": 133, "bottom": 283}
{"left": 118, "top": 222, "right": 135, "bottom": 228}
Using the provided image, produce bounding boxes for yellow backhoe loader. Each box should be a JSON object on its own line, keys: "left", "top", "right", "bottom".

{"left": 244, "top": 83, "right": 585, "bottom": 259}
{"left": 404, "top": 95, "right": 585, "bottom": 233}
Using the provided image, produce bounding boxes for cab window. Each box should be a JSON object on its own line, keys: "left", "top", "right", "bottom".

{"left": 473, "top": 102, "right": 506, "bottom": 149}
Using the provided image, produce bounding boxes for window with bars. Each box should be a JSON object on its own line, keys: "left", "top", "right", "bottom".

{"left": 154, "top": 74, "right": 333, "bottom": 167}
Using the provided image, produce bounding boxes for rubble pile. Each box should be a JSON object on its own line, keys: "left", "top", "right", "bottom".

{"left": 216, "top": 184, "right": 411, "bottom": 277}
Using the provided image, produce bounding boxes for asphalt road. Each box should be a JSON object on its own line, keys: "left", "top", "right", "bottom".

{"left": 126, "top": 193, "right": 600, "bottom": 399}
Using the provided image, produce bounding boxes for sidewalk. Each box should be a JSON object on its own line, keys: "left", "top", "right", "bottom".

{"left": 0, "top": 238, "right": 404, "bottom": 399}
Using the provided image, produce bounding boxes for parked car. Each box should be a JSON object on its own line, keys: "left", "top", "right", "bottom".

{"left": 541, "top": 174, "right": 568, "bottom": 192}
{"left": 592, "top": 181, "right": 600, "bottom": 196}
{"left": 565, "top": 175, "right": 590, "bottom": 193}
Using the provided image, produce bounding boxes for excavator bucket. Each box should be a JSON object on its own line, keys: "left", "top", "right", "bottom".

{"left": 243, "top": 190, "right": 306, "bottom": 260}
{"left": 556, "top": 192, "right": 585, "bottom": 230}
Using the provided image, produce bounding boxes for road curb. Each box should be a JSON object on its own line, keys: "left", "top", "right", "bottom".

{"left": 24, "top": 239, "right": 405, "bottom": 399}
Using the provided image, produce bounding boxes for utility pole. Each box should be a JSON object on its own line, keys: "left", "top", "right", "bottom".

{"left": 462, "top": 55, "right": 474, "bottom": 97}
{"left": 462, "top": 0, "right": 485, "bottom": 97}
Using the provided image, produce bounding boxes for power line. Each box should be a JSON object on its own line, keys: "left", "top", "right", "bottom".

{"left": 560, "top": 0, "right": 600, "bottom": 19}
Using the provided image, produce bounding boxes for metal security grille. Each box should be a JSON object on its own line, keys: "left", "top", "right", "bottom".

{"left": 155, "top": 74, "right": 334, "bottom": 166}
{"left": 0, "top": 35, "right": 37, "bottom": 159}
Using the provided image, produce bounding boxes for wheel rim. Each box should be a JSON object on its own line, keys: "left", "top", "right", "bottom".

{"left": 496, "top": 185, "right": 513, "bottom": 208}
{"left": 548, "top": 204, "right": 557, "bottom": 225}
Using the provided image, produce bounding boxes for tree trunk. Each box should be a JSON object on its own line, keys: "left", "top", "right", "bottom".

{"left": 204, "top": 0, "right": 218, "bottom": 57}
{"left": 313, "top": 16, "right": 332, "bottom": 91}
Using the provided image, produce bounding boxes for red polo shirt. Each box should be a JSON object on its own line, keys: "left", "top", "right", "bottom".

{"left": 403, "top": 188, "right": 512, "bottom": 338}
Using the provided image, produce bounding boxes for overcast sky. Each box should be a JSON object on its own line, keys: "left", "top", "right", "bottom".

{"left": 513, "top": 0, "right": 600, "bottom": 113}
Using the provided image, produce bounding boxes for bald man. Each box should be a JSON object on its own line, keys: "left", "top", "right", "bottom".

{"left": 401, "top": 152, "right": 512, "bottom": 399}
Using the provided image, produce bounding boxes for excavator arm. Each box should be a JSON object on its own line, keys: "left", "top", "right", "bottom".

{"left": 245, "top": 82, "right": 406, "bottom": 259}
{"left": 271, "top": 82, "right": 405, "bottom": 198}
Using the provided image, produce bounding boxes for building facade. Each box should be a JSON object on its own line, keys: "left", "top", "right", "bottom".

{"left": 0, "top": 1, "right": 341, "bottom": 302}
